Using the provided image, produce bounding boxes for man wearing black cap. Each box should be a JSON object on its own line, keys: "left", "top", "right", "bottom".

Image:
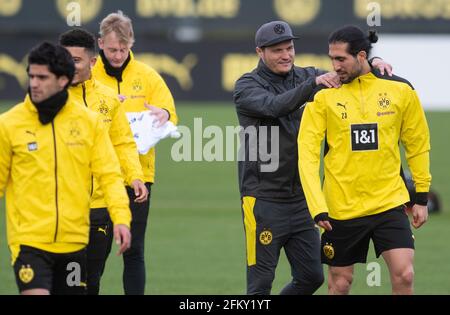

{"left": 233, "top": 21, "right": 392, "bottom": 295}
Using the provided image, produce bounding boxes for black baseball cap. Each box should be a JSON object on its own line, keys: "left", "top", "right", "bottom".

{"left": 255, "top": 21, "right": 299, "bottom": 48}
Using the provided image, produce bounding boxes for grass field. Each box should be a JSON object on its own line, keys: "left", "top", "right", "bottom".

{"left": 0, "top": 101, "right": 449, "bottom": 295}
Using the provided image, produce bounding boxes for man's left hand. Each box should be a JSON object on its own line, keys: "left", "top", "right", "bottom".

{"left": 371, "top": 58, "right": 393, "bottom": 76}
{"left": 131, "top": 179, "right": 148, "bottom": 203}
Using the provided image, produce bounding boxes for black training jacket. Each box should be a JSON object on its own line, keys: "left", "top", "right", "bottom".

{"left": 233, "top": 60, "right": 324, "bottom": 202}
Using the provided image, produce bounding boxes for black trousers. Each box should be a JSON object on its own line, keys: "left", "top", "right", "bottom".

{"left": 86, "top": 207, "right": 113, "bottom": 295}
{"left": 123, "top": 182, "right": 151, "bottom": 295}
{"left": 242, "top": 197, "right": 324, "bottom": 295}
{"left": 86, "top": 182, "right": 151, "bottom": 295}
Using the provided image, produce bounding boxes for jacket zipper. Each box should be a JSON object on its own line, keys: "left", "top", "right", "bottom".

{"left": 82, "top": 83, "right": 94, "bottom": 196}
{"left": 51, "top": 121, "right": 59, "bottom": 242}
{"left": 117, "top": 80, "right": 121, "bottom": 94}
{"left": 358, "top": 78, "right": 366, "bottom": 116}
{"left": 82, "top": 83, "right": 88, "bottom": 107}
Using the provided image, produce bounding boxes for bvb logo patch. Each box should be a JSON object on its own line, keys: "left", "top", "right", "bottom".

{"left": 273, "top": 24, "right": 285, "bottom": 34}
{"left": 323, "top": 243, "right": 335, "bottom": 259}
{"left": 98, "top": 99, "right": 109, "bottom": 116}
{"left": 259, "top": 230, "right": 273, "bottom": 245}
{"left": 378, "top": 93, "right": 391, "bottom": 109}
{"left": 69, "top": 120, "right": 81, "bottom": 138}
{"left": 132, "top": 79, "right": 143, "bottom": 92}
{"left": 19, "top": 264, "right": 34, "bottom": 283}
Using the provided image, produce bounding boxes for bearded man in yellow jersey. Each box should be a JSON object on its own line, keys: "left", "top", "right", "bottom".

{"left": 92, "top": 11, "right": 178, "bottom": 295}
{"left": 59, "top": 28, "right": 149, "bottom": 295}
{"left": 298, "top": 25, "right": 431, "bottom": 295}
{"left": 0, "top": 42, "right": 131, "bottom": 295}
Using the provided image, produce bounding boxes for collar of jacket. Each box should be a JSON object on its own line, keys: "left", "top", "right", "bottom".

{"left": 256, "top": 59, "right": 295, "bottom": 83}
{"left": 99, "top": 50, "right": 133, "bottom": 82}
{"left": 346, "top": 69, "right": 378, "bottom": 87}
{"left": 26, "top": 89, "right": 69, "bottom": 125}
{"left": 69, "top": 76, "right": 96, "bottom": 96}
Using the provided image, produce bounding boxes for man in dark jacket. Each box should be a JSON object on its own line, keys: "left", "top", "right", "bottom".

{"left": 233, "top": 20, "right": 392, "bottom": 295}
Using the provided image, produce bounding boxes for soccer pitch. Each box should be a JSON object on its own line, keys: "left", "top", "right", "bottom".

{"left": 0, "top": 101, "right": 449, "bottom": 295}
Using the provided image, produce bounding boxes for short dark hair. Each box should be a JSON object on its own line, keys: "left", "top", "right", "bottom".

{"left": 59, "top": 28, "right": 96, "bottom": 55}
{"left": 328, "top": 25, "right": 378, "bottom": 57}
{"left": 28, "top": 41, "right": 75, "bottom": 86}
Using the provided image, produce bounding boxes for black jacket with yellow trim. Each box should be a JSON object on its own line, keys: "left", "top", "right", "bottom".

{"left": 233, "top": 60, "right": 324, "bottom": 201}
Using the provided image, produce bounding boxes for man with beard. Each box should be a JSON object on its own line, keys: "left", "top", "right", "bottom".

{"left": 233, "top": 21, "right": 392, "bottom": 295}
{"left": 298, "top": 25, "right": 431, "bottom": 295}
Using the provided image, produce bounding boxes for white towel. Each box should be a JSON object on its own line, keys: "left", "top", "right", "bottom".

{"left": 126, "top": 111, "right": 180, "bottom": 155}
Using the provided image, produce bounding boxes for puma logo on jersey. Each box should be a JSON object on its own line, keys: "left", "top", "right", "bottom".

{"left": 26, "top": 130, "right": 36, "bottom": 136}
{"left": 337, "top": 102, "right": 347, "bottom": 110}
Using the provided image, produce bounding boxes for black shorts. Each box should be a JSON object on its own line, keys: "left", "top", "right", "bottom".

{"left": 13, "top": 245, "right": 87, "bottom": 295}
{"left": 321, "top": 206, "right": 414, "bottom": 266}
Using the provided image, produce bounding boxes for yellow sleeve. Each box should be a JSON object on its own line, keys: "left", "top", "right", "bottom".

{"left": 108, "top": 97, "right": 145, "bottom": 186}
{"left": 0, "top": 117, "right": 12, "bottom": 198}
{"left": 146, "top": 68, "right": 178, "bottom": 125}
{"left": 401, "top": 89, "right": 431, "bottom": 192}
{"left": 91, "top": 115, "right": 131, "bottom": 227}
{"left": 298, "top": 92, "right": 329, "bottom": 219}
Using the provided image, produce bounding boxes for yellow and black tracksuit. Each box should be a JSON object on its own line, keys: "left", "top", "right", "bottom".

{"left": 69, "top": 77, "right": 144, "bottom": 207}
{"left": 0, "top": 93, "right": 131, "bottom": 264}
{"left": 92, "top": 51, "right": 178, "bottom": 183}
{"left": 234, "top": 60, "right": 324, "bottom": 295}
{"left": 92, "top": 50, "right": 177, "bottom": 294}
{"left": 299, "top": 70, "right": 431, "bottom": 221}
{"left": 69, "top": 77, "right": 144, "bottom": 295}
{"left": 298, "top": 70, "right": 431, "bottom": 266}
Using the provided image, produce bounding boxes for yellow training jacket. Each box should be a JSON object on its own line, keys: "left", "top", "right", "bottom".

{"left": 92, "top": 51, "right": 178, "bottom": 183}
{"left": 69, "top": 77, "right": 144, "bottom": 208}
{"left": 298, "top": 70, "right": 431, "bottom": 220}
{"left": 0, "top": 94, "right": 131, "bottom": 257}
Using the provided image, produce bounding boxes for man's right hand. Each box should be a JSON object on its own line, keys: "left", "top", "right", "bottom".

{"left": 314, "top": 212, "right": 333, "bottom": 231}
{"left": 114, "top": 224, "right": 131, "bottom": 255}
{"left": 316, "top": 72, "right": 341, "bottom": 88}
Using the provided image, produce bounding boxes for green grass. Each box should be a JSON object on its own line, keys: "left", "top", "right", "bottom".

{"left": 0, "top": 101, "right": 449, "bottom": 295}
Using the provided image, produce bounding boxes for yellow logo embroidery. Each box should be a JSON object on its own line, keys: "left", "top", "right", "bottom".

{"left": 69, "top": 120, "right": 81, "bottom": 138}
{"left": 323, "top": 243, "right": 335, "bottom": 260}
{"left": 98, "top": 100, "right": 109, "bottom": 116}
{"left": 98, "top": 226, "right": 107, "bottom": 236}
{"left": 132, "top": 79, "right": 143, "bottom": 92}
{"left": 19, "top": 265, "right": 34, "bottom": 284}
{"left": 259, "top": 230, "right": 273, "bottom": 245}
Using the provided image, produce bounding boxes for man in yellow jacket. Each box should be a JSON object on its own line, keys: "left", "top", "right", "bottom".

{"left": 92, "top": 11, "right": 178, "bottom": 295}
{"left": 59, "top": 28, "right": 148, "bottom": 295}
{"left": 0, "top": 42, "right": 131, "bottom": 295}
{"left": 298, "top": 26, "right": 431, "bottom": 295}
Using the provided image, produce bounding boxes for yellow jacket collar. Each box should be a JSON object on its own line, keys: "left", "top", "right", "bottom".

{"left": 23, "top": 94, "right": 37, "bottom": 112}
{"left": 348, "top": 71, "right": 377, "bottom": 86}
{"left": 69, "top": 77, "right": 96, "bottom": 95}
